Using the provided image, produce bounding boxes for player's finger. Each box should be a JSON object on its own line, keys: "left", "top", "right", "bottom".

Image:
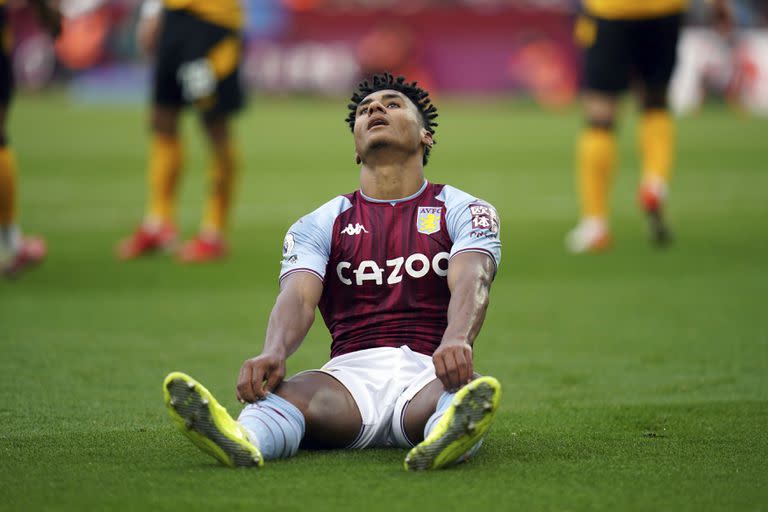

{"left": 237, "top": 364, "right": 255, "bottom": 403}
{"left": 464, "top": 346, "right": 474, "bottom": 385}
{"left": 433, "top": 353, "right": 449, "bottom": 390}
{"left": 444, "top": 350, "right": 459, "bottom": 393}
{"left": 250, "top": 364, "right": 267, "bottom": 400}
{"left": 264, "top": 365, "right": 284, "bottom": 394}
{"left": 453, "top": 347, "right": 471, "bottom": 388}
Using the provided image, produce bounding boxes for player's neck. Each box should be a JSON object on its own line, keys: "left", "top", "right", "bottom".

{"left": 359, "top": 162, "right": 425, "bottom": 201}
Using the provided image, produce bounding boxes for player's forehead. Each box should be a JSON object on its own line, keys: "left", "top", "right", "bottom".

{"left": 358, "top": 89, "right": 416, "bottom": 110}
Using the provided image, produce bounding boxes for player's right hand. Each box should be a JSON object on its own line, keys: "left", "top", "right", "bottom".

{"left": 236, "top": 353, "right": 286, "bottom": 403}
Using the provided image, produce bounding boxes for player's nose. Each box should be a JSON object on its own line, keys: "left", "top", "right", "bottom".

{"left": 367, "top": 100, "right": 386, "bottom": 114}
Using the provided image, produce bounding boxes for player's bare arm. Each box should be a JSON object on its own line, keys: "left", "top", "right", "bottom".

{"left": 136, "top": 0, "right": 163, "bottom": 55}
{"left": 433, "top": 252, "right": 495, "bottom": 392}
{"left": 236, "top": 272, "right": 323, "bottom": 403}
{"left": 712, "top": 0, "right": 733, "bottom": 34}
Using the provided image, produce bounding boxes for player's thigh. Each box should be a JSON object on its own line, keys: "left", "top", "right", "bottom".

{"left": 578, "top": 15, "right": 632, "bottom": 95}
{"left": 632, "top": 14, "right": 682, "bottom": 93}
{"left": 401, "top": 372, "right": 485, "bottom": 444}
{"left": 401, "top": 378, "right": 445, "bottom": 444}
{"left": 275, "top": 371, "right": 363, "bottom": 449}
{"left": 201, "top": 68, "right": 244, "bottom": 122}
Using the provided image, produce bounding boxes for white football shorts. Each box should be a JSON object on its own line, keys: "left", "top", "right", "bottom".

{"left": 303, "top": 345, "right": 437, "bottom": 449}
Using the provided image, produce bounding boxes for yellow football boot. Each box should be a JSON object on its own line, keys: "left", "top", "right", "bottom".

{"left": 405, "top": 376, "right": 501, "bottom": 471}
{"left": 163, "top": 372, "right": 263, "bottom": 468}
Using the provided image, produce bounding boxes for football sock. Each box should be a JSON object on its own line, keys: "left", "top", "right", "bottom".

{"left": 578, "top": 127, "right": 616, "bottom": 220}
{"left": 423, "top": 391, "right": 455, "bottom": 439}
{"left": 201, "top": 139, "right": 237, "bottom": 235}
{"left": 238, "top": 393, "right": 305, "bottom": 460}
{"left": 0, "top": 146, "right": 17, "bottom": 226}
{"left": 640, "top": 109, "right": 674, "bottom": 185}
{"left": 145, "top": 134, "right": 182, "bottom": 224}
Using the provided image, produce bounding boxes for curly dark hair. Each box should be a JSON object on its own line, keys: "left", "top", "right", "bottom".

{"left": 345, "top": 73, "right": 438, "bottom": 165}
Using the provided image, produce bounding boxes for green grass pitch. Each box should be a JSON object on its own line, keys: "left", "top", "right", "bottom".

{"left": 1, "top": 93, "right": 766, "bottom": 511}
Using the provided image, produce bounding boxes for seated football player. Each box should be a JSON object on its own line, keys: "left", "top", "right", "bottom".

{"left": 163, "top": 74, "right": 503, "bottom": 470}
{"left": 0, "top": 0, "right": 61, "bottom": 277}
{"left": 117, "top": 0, "right": 245, "bottom": 262}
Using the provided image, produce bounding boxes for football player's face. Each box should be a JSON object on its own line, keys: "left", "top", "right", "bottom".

{"left": 353, "top": 89, "right": 431, "bottom": 163}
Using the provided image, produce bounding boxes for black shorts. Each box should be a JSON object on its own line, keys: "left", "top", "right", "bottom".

{"left": 576, "top": 13, "right": 682, "bottom": 94}
{"left": 153, "top": 9, "right": 244, "bottom": 119}
{"left": 0, "top": 7, "right": 13, "bottom": 106}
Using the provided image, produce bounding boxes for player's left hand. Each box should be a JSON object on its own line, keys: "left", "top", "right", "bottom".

{"left": 433, "top": 339, "right": 473, "bottom": 392}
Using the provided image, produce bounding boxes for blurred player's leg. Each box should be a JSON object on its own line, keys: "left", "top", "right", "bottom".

{"left": 163, "top": 372, "right": 263, "bottom": 467}
{"left": 638, "top": 106, "right": 674, "bottom": 245}
{"left": 0, "top": 105, "right": 45, "bottom": 278}
{"left": 566, "top": 94, "right": 617, "bottom": 253}
{"left": 177, "top": 34, "right": 243, "bottom": 263}
{"left": 404, "top": 376, "right": 501, "bottom": 471}
{"left": 117, "top": 107, "right": 181, "bottom": 259}
{"left": 567, "top": 15, "right": 628, "bottom": 253}
{"left": 634, "top": 14, "right": 682, "bottom": 246}
{"left": 177, "top": 116, "right": 236, "bottom": 263}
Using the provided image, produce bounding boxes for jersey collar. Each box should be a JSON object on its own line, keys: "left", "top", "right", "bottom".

{"left": 359, "top": 180, "right": 428, "bottom": 206}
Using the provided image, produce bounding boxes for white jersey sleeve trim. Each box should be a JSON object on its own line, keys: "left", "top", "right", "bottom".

{"left": 279, "top": 195, "right": 353, "bottom": 282}
{"left": 437, "top": 185, "right": 502, "bottom": 270}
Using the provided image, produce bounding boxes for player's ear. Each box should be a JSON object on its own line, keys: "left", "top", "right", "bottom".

{"left": 421, "top": 129, "right": 434, "bottom": 149}
{"left": 355, "top": 154, "right": 362, "bottom": 165}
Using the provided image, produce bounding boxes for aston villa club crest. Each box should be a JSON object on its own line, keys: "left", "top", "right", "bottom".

{"left": 417, "top": 206, "right": 442, "bottom": 235}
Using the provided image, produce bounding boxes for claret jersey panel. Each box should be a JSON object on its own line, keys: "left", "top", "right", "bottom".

{"left": 280, "top": 182, "right": 501, "bottom": 358}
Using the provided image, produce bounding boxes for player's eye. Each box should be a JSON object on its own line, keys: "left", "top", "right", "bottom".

{"left": 359, "top": 107, "right": 369, "bottom": 115}
{"left": 387, "top": 102, "right": 400, "bottom": 108}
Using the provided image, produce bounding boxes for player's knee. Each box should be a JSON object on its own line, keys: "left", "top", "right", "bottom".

{"left": 587, "top": 118, "right": 615, "bottom": 131}
{"left": 151, "top": 108, "right": 180, "bottom": 136}
{"left": 643, "top": 87, "right": 669, "bottom": 110}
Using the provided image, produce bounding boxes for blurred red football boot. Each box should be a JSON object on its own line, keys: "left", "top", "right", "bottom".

{"left": 638, "top": 179, "right": 672, "bottom": 247}
{"left": 3, "top": 236, "right": 46, "bottom": 278}
{"left": 116, "top": 222, "right": 177, "bottom": 260}
{"left": 176, "top": 234, "right": 228, "bottom": 263}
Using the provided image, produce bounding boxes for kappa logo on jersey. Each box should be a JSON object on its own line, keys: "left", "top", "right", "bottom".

{"left": 336, "top": 252, "right": 450, "bottom": 286}
{"left": 469, "top": 203, "right": 499, "bottom": 237}
{"left": 417, "top": 207, "right": 442, "bottom": 235}
{"left": 340, "top": 223, "right": 369, "bottom": 236}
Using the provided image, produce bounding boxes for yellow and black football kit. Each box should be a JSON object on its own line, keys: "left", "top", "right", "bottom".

{"left": 154, "top": 0, "right": 244, "bottom": 119}
{"left": 576, "top": 0, "right": 686, "bottom": 93}
{"left": 573, "top": 0, "right": 683, "bottom": 238}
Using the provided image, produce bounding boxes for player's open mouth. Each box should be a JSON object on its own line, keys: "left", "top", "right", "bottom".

{"left": 368, "top": 117, "right": 389, "bottom": 130}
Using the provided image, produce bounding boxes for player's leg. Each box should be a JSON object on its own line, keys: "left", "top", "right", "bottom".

{"left": 176, "top": 114, "right": 237, "bottom": 262}
{"left": 0, "top": 21, "right": 46, "bottom": 278}
{"left": 235, "top": 371, "right": 362, "bottom": 460}
{"left": 401, "top": 376, "right": 502, "bottom": 471}
{"left": 566, "top": 15, "right": 628, "bottom": 253}
{"left": 633, "top": 14, "right": 683, "bottom": 246}
{"left": 117, "top": 12, "right": 185, "bottom": 259}
{"left": 164, "top": 371, "right": 263, "bottom": 467}
{"left": 176, "top": 31, "right": 244, "bottom": 263}
{"left": 164, "top": 369, "right": 362, "bottom": 467}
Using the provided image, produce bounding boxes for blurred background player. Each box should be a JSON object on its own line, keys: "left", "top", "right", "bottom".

{"left": 566, "top": 0, "right": 732, "bottom": 253}
{"left": 162, "top": 74, "right": 503, "bottom": 471}
{"left": 0, "top": 0, "right": 60, "bottom": 277}
{"left": 117, "top": 0, "right": 245, "bottom": 263}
